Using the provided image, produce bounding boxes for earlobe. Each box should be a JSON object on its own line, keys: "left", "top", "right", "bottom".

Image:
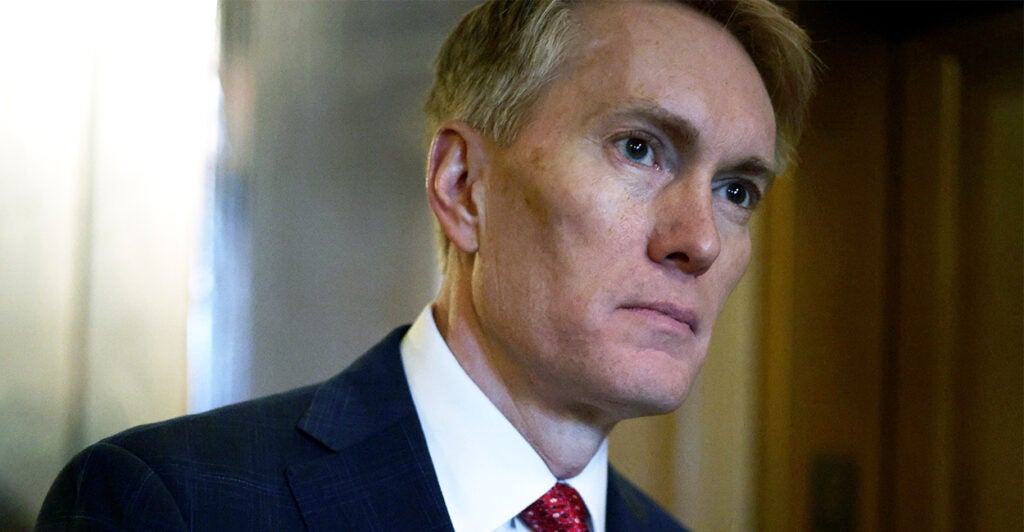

{"left": 425, "top": 122, "right": 486, "bottom": 254}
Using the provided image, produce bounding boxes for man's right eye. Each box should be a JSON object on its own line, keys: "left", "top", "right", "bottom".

{"left": 615, "top": 136, "right": 656, "bottom": 167}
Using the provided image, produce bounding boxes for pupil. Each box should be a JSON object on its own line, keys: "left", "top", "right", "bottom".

{"left": 626, "top": 138, "right": 647, "bottom": 159}
{"left": 726, "top": 184, "right": 747, "bottom": 204}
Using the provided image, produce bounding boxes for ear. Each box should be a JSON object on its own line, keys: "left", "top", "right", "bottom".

{"left": 425, "top": 122, "right": 488, "bottom": 255}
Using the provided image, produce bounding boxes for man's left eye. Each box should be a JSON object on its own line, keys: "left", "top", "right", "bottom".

{"left": 615, "top": 136, "right": 656, "bottom": 167}
{"left": 715, "top": 181, "right": 760, "bottom": 209}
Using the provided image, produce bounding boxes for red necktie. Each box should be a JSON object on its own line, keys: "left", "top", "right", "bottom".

{"left": 518, "top": 482, "right": 591, "bottom": 532}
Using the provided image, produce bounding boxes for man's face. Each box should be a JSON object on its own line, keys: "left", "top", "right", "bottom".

{"left": 469, "top": 2, "right": 776, "bottom": 422}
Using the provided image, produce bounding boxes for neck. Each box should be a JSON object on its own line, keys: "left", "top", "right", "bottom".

{"left": 432, "top": 263, "right": 612, "bottom": 479}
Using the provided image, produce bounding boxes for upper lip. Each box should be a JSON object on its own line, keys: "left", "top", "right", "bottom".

{"left": 621, "top": 301, "right": 699, "bottom": 334}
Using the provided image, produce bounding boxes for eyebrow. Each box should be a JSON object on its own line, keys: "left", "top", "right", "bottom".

{"left": 608, "top": 103, "right": 778, "bottom": 180}
{"left": 726, "top": 156, "right": 777, "bottom": 183}
{"left": 610, "top": 104, "right": 699, "bottom": 152}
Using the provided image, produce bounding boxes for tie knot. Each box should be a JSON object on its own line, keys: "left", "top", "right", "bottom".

{"left": 518, "top": 482, "right": 590, "bottom": 532}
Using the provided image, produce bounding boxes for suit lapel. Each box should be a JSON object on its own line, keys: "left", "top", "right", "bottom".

{"left": 606, "top": 466, "right": 690, "bottom": 532}
{"left": 286, "top": 327, "right": 453, "bottom": 531}
{"left": 607, "top": 467, "right": 644, "bottom": 531}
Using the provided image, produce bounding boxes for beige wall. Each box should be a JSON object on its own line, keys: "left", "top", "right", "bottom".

{"left": 0, "top": 3, "right": 216, "bottom": 524}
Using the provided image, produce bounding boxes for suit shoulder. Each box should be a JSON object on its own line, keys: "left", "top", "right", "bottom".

{"left": 38, "top": 384, "right": 329, "bottom": 529}
{"left": 37, "top": 441, "right": 187, "bottom": 530}
{"left": 37, "top": 331, "right": 412, "bottom": 530}
{"left": 87, "top": 382, "right": 331, "bottom": 502}
{"left": 107, "top": 383, "right": 320, "bottom": 454}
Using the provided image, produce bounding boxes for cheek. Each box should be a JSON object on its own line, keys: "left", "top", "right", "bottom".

{"left": 495, "top": 171, "right": 634, "bottom": 260}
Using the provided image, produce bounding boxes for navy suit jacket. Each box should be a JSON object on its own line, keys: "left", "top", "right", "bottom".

{"left": 37, "top": 327, "right": 688, "bottom": 531}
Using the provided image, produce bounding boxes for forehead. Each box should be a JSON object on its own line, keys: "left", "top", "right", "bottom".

{"left": 536, "top": 1, "right": 776, "bottom": 163}
{"left": 569, "top": 1, "right": 760, "bottom": 87}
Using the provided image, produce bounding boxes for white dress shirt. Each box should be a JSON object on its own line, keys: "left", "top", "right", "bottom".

{"left": 401, "top": 305, "right": 608, "bottom": 532}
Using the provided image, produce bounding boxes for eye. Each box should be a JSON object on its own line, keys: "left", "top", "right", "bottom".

{"left": 714, "top": 181, "right": 761, "bottom": 209}
{"left": 614, "top": 136, "right": 656, "bottom": 167}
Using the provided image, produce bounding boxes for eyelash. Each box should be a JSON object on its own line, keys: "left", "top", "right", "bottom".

{"left": 713, "top": 179, "right": 762, "bottom": 210}
{"left": 612, "top": 131, "right": 662, "bottom": 169}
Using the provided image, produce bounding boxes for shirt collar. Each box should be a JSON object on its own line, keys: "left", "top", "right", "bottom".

{"left": 401, "top": 305, "right": 608, "bottom": 532}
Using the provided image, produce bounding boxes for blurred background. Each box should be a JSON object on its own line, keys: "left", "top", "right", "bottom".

{"left": 0, "top": 1, "right": 1020, "bottom": 530}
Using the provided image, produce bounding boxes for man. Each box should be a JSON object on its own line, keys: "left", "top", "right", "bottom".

{"left": 38, "top": 1, "right": 814, "bottom": 530}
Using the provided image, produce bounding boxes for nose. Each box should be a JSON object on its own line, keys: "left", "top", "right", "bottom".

{"left": 647, "top": 182, "right": 721, "bottom": 277}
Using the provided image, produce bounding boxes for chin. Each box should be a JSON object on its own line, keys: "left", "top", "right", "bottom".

{"left": 641, "top": 351, "right": 705, "bottom": 411}
{"left": 632, "top": 387, "right": 693, "bottom": 417}
{"left": 604, "top": 367, "right": 699, "bottom": 420}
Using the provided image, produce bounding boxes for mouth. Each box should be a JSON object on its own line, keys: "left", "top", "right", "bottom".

{"left": 619, "top": 301, "right": 699, "bottom": 335}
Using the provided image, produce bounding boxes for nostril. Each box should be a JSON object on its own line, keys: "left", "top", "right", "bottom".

{"left": 666, "top": 251, "right": 690, "bottom": 264}
{"left": 665, "top": 250, "right": 713, "bottom": 277}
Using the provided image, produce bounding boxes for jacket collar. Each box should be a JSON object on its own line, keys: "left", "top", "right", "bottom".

{"left": 286, "top": 326, "right": 453, "bottom": 531}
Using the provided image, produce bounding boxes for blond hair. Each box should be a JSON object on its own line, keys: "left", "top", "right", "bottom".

{"left": 425, "top": 0, "right": 817, "bottom": 266}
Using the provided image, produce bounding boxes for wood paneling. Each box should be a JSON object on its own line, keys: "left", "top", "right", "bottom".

{"left": 759, "top": 5, "right": 1023, "bottom": 531}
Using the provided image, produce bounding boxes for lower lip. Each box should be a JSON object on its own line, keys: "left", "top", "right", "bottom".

{"left": 622, "top": 307, "right": 694, "bottom": 335}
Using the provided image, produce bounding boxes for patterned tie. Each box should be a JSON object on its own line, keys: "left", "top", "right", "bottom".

{"left": 518, "top": 482, "right": 591, "bottom": 532}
